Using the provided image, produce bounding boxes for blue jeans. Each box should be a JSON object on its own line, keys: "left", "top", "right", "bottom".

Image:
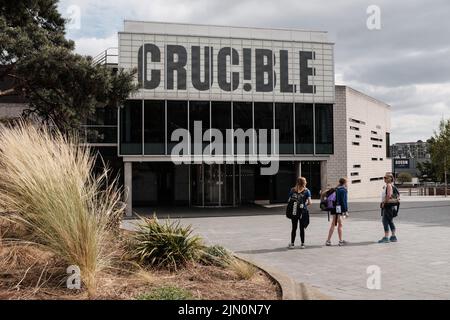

{"left": 382, "top": 208, "right": 396, "bottom": 233}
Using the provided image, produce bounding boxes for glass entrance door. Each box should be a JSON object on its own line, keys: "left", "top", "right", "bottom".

{"left": 191, "top": 164, "right": 239, "bottom": 207}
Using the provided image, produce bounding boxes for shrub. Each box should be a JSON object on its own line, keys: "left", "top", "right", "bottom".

{"left": 226, "top": 258, "right": 258, "bottom": 280}
{"left": 397, "top": 172, "right": 413, "bottom": 184}
{"left": 130, "top": 217, "right": 204, "bottom": 270}
{"left": 137, "top": 285, "right": 193, "bottom": 300}
{"left": 0, "top": 121, "right": 124, "bottom": 297}
{"left": 199, "top": 245, "right": 231, "bottom": 267}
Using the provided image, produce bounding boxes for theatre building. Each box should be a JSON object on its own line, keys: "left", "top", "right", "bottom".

{"left": 113, "top": 20, "right": 337, "bottom": 215}
{"left": 2, "top": 20, "right": 393, "bottom": 215}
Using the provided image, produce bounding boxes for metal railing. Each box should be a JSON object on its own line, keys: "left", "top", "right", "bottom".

{"left": 92, "top": 48, "right": 118, "bottom": 66}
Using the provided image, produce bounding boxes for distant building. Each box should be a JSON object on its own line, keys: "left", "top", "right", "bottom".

{"left": 390, "top": 141, "right": 431, "bottom": 177}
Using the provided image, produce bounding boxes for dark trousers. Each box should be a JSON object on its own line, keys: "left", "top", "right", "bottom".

{"left": 291, "top": 218, "right": 306, "bottom": 244}
{"left": 382, "top": 208, "right": 396, "bottom": 233}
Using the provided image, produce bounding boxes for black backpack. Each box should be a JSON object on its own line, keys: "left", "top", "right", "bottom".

{"left": 286, "top": 190, "right": 308, "bottom": 219}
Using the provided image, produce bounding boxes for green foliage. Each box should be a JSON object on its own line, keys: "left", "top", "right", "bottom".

{"left": 430, "top": 119, "right": 450, "bottom": 184}
{"left": 0, "top": 0, "right": 137, "bottom": 130}
{"left": 137, "top": 285, "right": 193, "bottom": 300}
{"left": 417, "top": 161, "right": 439, "bottom": 182}
{"left": 199, "top": 245, "right": 231, "bottom": 267}
{"left": 130, "top": 217, "right": 204, "bottom": 270}
{"left": 397, "top": 172, "right": 413, "bottom": 184}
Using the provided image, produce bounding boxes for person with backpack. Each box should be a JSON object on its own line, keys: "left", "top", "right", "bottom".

{"left": 325, "top": 178, "right": 348, "bottom": 246}
{"left": 378, "top": 174, "right": 400, "bottom": 243}
{"left": 286, "top": 177, "right": 312, "bottom": 249}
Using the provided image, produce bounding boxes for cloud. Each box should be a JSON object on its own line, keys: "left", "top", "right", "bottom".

{"left": 58, "top": 0, "right": 450, "bottom": 143}
{"left": 71, "top": 34, "right": 117, "bottom": 57}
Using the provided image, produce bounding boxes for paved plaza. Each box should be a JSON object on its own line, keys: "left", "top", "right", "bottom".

{"left": 123, "top": 197, "right": 450, "bottom": 300}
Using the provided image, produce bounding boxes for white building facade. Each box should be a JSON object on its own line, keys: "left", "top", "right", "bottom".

{"left": 328, "top": 85, "right": 392, "bottom": 199}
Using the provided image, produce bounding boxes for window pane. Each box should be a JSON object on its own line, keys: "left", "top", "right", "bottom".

{"left": 295, "top": 103, "right": 313, "bottom": 154}
{"left": 315, "top": 104, "right": 334, "bottom": 154}
{"left": 275, "top": 103, "right": 294, "bottom": 154}
{"left": 144, "top": 100, "right": 165, "bottom": 155}
{"left": 233, "top": 102, "right": 253, "bottom": 155}
{"left": 120, "top": 100, "right": 142, "bottom": 155}
{"left": 254, "top": 102, "right": 273, "bottom": 155}
{"left": 386, "top": 132, "right": 391, "bottom": 158}
{"left": 189, "top": 101, "right": 210, "bottom": 155}
{"left": 167, "top": 100, "right": 188, "bottom": 153}
{"left": 211, "top": 101, "right": 231, "bottom": 155}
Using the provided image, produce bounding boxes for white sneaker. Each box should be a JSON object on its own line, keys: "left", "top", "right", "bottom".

{"left": 288, "top": 243, "right": 295, "bottom": 249}
{"left": 325, "top": 240, "right": 331, "bottom": 246}
{"left": 300, "top": 244, "right": 305, "bottom": 249}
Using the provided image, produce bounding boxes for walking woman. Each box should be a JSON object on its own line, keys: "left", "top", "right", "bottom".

{"left": 378, "top": 174, "right": 399, "bottom": 243}
{"left": 325, "top": 178, "right": 349, "bottom": 246}
{"left": 287, "top": 177, "right": 312, "bottom": 249}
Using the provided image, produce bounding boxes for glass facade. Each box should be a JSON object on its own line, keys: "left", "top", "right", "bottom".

{"left": 120, "top": 100, "right": 142, "bottom": 154}
{"left": 189, "top": 101, "right": 210, "bottom": 154}
{"left": 275, "top": 103, "right": 294, "bottom": 154}
{"left": 295, "top": 103, "right": 314, "bottom": 154}
{"left": 211, "top": 101, "right": 232, "bottom": 155}
{"left": 81, "top": 106, "right": 118, "bottom": 144}
{"left": 254, "top": 102, "right": 273, "bottom": 154}
{"left": 315, "top": 104, "right": 333, "bottom": 154}
{"left": 118, "top": 100, "right": 334, "bottom": 156}
{"left": 233, "top": 101, "right": 253, "bottom": 155}
{"left": 144, "top": 100, "right": 165, "bottom": 154}
{"left": 167, "top": 100, "right": 188, "bottom": 153}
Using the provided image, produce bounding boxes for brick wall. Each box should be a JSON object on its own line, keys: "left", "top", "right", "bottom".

{"left": 327, "top": 86, "right": 392, "bottom": 199}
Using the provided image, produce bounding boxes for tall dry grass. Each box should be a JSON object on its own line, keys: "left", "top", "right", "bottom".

{"left": 0, "top": 121, "right": 124, "bottom": 297}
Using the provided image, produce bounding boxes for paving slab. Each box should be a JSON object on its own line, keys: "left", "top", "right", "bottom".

{"left": 123, "top": 200, "right": 450, "bottom": 300}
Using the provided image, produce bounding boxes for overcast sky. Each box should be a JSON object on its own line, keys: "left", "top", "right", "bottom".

{"left": 58, "top": 0, "right": 450, "bottom": 143}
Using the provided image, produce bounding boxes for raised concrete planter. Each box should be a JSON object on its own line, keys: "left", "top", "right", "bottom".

{"left": 235, "top": 254, "right": 331, "bottom": 300}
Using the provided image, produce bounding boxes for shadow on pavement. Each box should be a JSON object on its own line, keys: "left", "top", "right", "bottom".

{"left": 237, "top": 245, "right": 323, "bottom": 254}
{"left": 339, "top": 241, "right": 377, "bottom": 247}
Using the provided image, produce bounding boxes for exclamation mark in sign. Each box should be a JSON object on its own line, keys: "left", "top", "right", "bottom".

{"left": 243, "top": 48, "right": 252, "bottom": 91}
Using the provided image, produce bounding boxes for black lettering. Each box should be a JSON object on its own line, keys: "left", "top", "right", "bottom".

{"left": 167, "top": 45, "right": 187, "bottom": 90}
{"left": 299, "top": 51, "right": 316, "bottom": 94}
{"left": 243, "top": 48, "right": 252, "bottom": 92}
{"left": 255, "top": 49, "right": 273, "bottom": 92}
{"left": 280, "top": 50, "right": 294, "bottom": 93}
{"left": 191, "top": 46, "right": 211, "bottom": 91}
{"left": 138, "top": 44, "right": 161, "bottom": 89}
{"left": 217, "top": 47, "right": 239, "bottom": 91}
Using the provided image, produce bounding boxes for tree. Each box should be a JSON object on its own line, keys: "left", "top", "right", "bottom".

{"left": 397, "top": 172, "right": 412, "bottom": 184}
{"left": 0, "top": 0, "right": 136, "bottom": 129}
{"left": 430, "top": 119, "right": 450, "bottom": 197}
{"left": 416, "top": 160, "right": 439, "bottom": 182}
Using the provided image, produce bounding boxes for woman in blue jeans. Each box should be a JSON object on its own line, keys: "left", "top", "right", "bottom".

{"left": 379, "top": 174, "right": 398, "bottom": 243}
